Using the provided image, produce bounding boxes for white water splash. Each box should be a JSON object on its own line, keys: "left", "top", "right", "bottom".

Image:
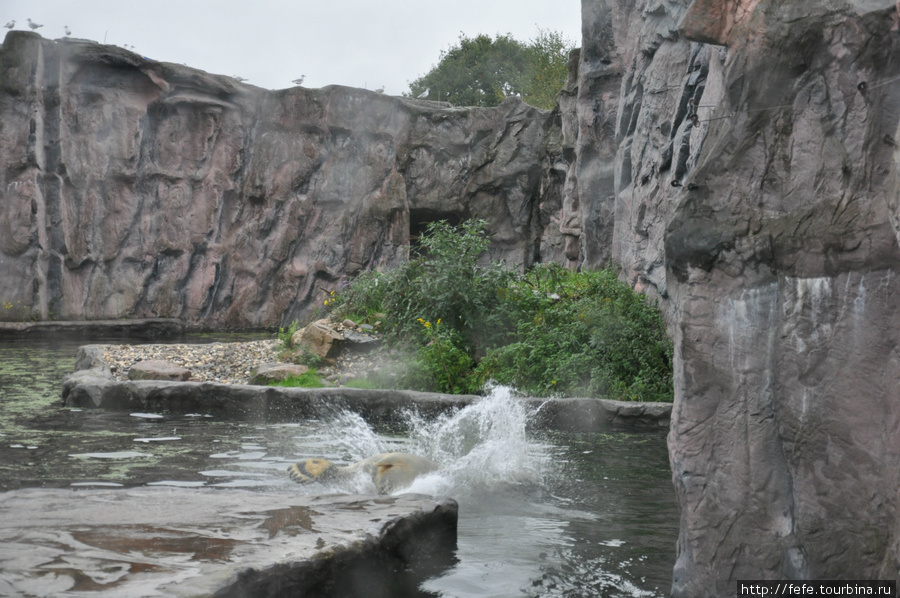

{"left": 310, "top": 385, "right": 550, "bottom": 496}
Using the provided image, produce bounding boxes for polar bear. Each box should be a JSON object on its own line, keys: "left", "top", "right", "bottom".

{"left": 287, "top": 452, "right": 440, "bottom": 494}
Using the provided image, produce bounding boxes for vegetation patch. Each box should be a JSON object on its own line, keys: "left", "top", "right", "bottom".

{"left": 304, "top": 220, "right": 674, "bottom": 402}
{"left": 267, "top": 369, "right": 325, "bottom": 388}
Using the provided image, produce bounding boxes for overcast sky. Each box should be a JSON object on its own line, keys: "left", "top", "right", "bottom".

{"left": 5, "top": 1, "right": 582, "bottom": 96}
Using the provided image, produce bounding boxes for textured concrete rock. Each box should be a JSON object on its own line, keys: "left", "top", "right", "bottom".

{"left": 573, "top": 0, "right": 900, "bottom": 594}
{"left": 292, "top": 318, "right": 344, "bottom": 359}
{"left": 0, "top": 31, "right": 567, "bottom": 328}
{"left": 0, "top": 488, "right": 458, "bottom": 597}
{"left": 250, "top": 362, "right": 309, "bottom": 385}
{"left": 128, "top": 359, "right": 192, "bottom": 381}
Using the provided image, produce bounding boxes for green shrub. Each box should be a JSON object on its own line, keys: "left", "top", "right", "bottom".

{"left": 319, "top": 221, "right": 673, "bottom": 401}
{"left": 415, "top": 318, "right": 479, "bottom": 395}
{"left": 475, "top": 264, "right": 673, "bottom": 401}
{"left": 276, "top": 320, "right": 300, "bottom": 350}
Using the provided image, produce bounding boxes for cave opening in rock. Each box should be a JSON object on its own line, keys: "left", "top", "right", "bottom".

{"left": 408, "top": 208, "right": 468, "bottom": 256}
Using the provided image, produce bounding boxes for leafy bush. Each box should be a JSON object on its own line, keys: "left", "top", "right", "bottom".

{"left": 325, "top": 221, "right": 673, "bottom": 402}
{"left": 276, "top": 320, "right": 299, "bottom": 350}
{"left": 415, "top": 318, "right": 479, "bottom": 395}
{"left": 476, "top": 264, "right": 673, "bottom": 401}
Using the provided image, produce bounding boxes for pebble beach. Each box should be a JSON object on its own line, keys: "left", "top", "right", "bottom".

{"left": 97, "top": 339, "right": 392, "bottom": 386}
{"left": 99, "top": 340, "right": 282, "bottom": 384}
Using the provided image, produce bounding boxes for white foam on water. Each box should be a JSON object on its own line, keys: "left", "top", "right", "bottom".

{"left": 146, "top": 480, "right": 207, "bottom": 487}
{"left": 404, "top": 385, "right": 549, "bottom": 496}
{"left": 311, "top": 385, "right": 549, "bottom": 497}
{"left": 70, "top": 482, "right": 125, "bottom": 487}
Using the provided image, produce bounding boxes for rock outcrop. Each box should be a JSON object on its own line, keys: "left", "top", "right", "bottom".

{"left": 0, "top": 31, "right": 567, "bottom": 327}
{"left": 569, "top": 0, "right": 900, "bottom": 594}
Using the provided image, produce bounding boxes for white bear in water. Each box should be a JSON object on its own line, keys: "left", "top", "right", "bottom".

{"left": 287, "top": 452, "right": 440, "bottom": 494}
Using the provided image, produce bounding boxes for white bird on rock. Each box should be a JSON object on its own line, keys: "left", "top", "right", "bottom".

{"left": 64, "top": 25, "right": 71, "bottom": 36}
{"left": 4, "top": 20, "right": 15, "bottom": 30}
{"left": 292, "top": 76, "right": 305, "bottom": 86}
{"left": 27, "top": 18, "right": 42, "bottom": 31}
{"left": 417, "top": 88, "right": 429, "bottom": 99}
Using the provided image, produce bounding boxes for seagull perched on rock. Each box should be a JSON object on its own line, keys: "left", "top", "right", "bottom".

{"left": 233, "top": 75, "right": 247, "bottom": 82}
{"left": 64, "top": 25, "right": 71, "bottom": 36}
{"left": 27, "top": 18, "right": 42, "bottom": 31}
{"left": 417, "top": 88, "right": 429, "bottom": 99}
{"left": 4, "top": 20, "right": 14, "bottom": 30}
{"left": 375, "top": 86, "right": 384, "bottom": 94}
{"left": 292, "top": 76, "right": 305, "bottom": 86}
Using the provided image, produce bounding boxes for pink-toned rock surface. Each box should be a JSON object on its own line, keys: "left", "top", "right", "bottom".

{"left": 127, "top": 359, "right": 191, "bottom": 381}
{"left": 570, "top": 0, "right": 900, "bottom": 593}
{"left": 0, "top": 31, "right": 567, "bottom": 327}
{"left": 6, "top": 1, "right": 900, "bottom": 591}
{"left": 291, "top": 318, "right": 344, "bottom": 360}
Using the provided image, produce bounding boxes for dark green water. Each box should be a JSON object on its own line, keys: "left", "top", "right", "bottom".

{"left": 0, "top": 333, "right": 678, "bottom": 597}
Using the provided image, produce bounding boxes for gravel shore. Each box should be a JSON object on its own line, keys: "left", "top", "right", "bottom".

{"left": 99, "top": 340, "right": 282, "bottom": 385}
{"left": 97, "top": 339, "right": 393, "bottom": 386}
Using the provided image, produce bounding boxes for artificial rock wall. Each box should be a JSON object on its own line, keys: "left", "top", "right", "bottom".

{"left": 5, "top": 0, "right": 900, "bottom": 592}
{"left": 571, "top": 0, "right": 900, "bottom": 594}
{"left": 0, "top": 31, "right": 572, "bottom": 327}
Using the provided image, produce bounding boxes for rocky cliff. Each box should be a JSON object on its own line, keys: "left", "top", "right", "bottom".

{"left": 0, "top": 31, "right": 570, "bottom": 327}
{"left": 571, "top": 0, "right": 900, "bottom": 594}
{"left": 6, "top": 0, "right": 900, "bottom": 591}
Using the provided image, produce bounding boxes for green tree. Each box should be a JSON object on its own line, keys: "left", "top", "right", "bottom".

{"left": 407, "top": 29, "right": 574, "bottom": 110}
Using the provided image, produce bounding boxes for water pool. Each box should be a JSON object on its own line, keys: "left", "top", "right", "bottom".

{"left": 0, "top": 333, "right": 678, "bottom": 597}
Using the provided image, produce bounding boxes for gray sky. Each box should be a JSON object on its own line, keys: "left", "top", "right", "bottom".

{"left": 5, "top": 1, "right": 582, "bottom": 96}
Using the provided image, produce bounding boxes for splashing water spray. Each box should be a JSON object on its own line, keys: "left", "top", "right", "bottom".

{"left": 306, "top": 385, "right": 551, "bottom": 496}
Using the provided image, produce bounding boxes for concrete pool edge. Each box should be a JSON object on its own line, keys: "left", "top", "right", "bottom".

{"left": 0, "top": 487, "right": 458, "bottom": 597}
{"left": 62, "top": 344, "right": 671, "bottom": 432}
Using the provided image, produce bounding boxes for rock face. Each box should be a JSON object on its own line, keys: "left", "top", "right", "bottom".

{"left": 569, "top": 0, "right": 900, "bottom": 594}
{"left": 0, "top": 32, "right": 567, "bottom": 327}
{"left": 7, "top": 1, "right": 900, "bottom": 590}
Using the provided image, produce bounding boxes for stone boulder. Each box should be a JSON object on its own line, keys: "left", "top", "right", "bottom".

{"left": 291, "top": 319, "right": 344, "bottom": 360}
{"left": 127, "top": 360, "right": 191, "bottom": 381}
{"left": 250, "top": 362, "right": 309, "bottom": 385}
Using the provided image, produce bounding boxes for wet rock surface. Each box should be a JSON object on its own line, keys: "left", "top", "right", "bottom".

{"left": 0, "top": 488, "right": 458, "bottom": 597}
{"left": 578, "top": 0, "right": 900, "bottom": 593}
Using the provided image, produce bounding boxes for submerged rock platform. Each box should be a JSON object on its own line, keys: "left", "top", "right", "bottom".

{"left": 0, "top": 488, "right": 457, "bottom": 597}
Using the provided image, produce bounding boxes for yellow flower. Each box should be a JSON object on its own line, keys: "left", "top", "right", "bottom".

{"left": 424, "top": 321, "right": 431, "bottom": 328}
{"left": 436, "top": 318, "right": 441, "bottom": 325}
